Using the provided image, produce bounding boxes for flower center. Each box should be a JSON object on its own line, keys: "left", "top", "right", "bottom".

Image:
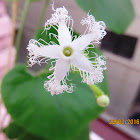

{"left": 63, "top": 47, "right": 73, "bottom": 57}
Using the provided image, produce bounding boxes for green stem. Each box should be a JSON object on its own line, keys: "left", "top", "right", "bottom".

{"left": 89, "top": 85, "right": 104, "bottom": 98}
{"left": 25, "top": 0, "right": 49, "bottom": 64}
{"left": 15, "top": 0, "right": 31, "bottom": 64}
{"left": 34, "top": 0, "right": 49, "bottom": 37}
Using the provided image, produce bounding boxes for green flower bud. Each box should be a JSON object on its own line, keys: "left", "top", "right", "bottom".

{"left": 97, "top": 95, "right": 110, "bottom": 107}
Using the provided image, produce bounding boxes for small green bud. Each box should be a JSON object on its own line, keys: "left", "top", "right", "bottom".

{"left": 97, "top": 95, "right": 110, "bottom": 107}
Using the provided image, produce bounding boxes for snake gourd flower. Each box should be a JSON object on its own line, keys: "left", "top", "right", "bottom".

{"left": 27, "top": 6, "right": 107, "bottom": 96}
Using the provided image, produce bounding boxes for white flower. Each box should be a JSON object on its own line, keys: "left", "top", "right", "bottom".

{"left": 27, "top": 6, "right": 107, "bottom": 96}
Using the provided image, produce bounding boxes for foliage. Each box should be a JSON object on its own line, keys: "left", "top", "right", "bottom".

{"left": 75, "top": 0, "right": 135, "bottom": 34}
{"left": 1, "top": 64, "right": 105, "bottom": 140}
{"left": 3, "top": 121, "right": 89, "bottom": 140}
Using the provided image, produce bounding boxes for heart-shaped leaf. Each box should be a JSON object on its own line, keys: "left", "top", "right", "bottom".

{"left": 1, "top": 65, "right": 107, "bottom": 140}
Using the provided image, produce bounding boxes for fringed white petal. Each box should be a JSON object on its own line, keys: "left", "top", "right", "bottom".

{"left": 71, "top": 53, "right": 106, "bottom": 85}
{"left": 81, "top": 14, "right": 106, "bottom": 44}
{"left": 27, "top": 39, "right": 59, "bottom": 67}
{"left": 58, "top": 22, "right": 72, "bottom": 46}
{"left": 44, "top": 75, "right": 74, "bottom": 96}
{"left": 39, "top": 45, "right": 59, "bottom": 58}
{"left": 54, "top": 58, "right": 70, "bottom": 82}
{"left": 44, "top": 58, "right": 73, "bottom": 95}
{"left": 45, "top": 6, "right": 73, "bottom": 31}
{"left": 71, "top": 14, "right": 106, "bottom": 51}
{"left": 71, "top": 34, "right": 93, "bottom": 51}
{"left": 71, "top": 53, "right": 93, "bottom": 72}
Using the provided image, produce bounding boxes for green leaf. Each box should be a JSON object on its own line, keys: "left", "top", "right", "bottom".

{"left": 4, "top": 121, "right": 89, "bottom": 140}
{"left": 1, "top": 65, "right": 106, "bottom": 140}
{"left": 3, "top": 122, "right": 47, "bottom": 140}
{"left": 3, "top": 121, "right": 24, "bottom": 139}
{"left": 75, "top": 0, "right": 135, "bottom": 34}
{"left": 73, "top": 126, "right": 89, "bottom": 140}
{"left": 18, "top": 133, "right": 46, "bottom": 140}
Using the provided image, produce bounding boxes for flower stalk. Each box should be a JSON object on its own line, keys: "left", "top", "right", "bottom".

{"left": 34, "top": 0, "right": 49, "bottom": 38}
{"left": 15, "top": 0, "right": 31, "bottom": 64}
{"left": 90, "top": 85, "right": 109, "bottom": 107}
{"left": 90, "top": 85, "right": 104, "bottom": 98}
{"left": 6, "top": 0, "right": 18, "bottom": 72}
